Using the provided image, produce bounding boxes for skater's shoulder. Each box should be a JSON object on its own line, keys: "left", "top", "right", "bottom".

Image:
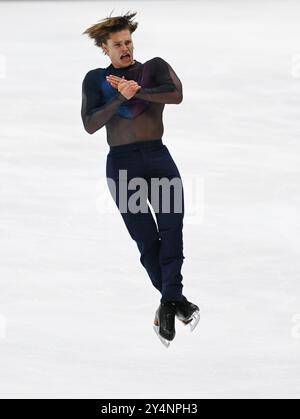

{"left": 144, "top": 56, "right": 168, "bottom": 65}
{"left": 83, "top": 67, "right": 105, "bottom": 79}
{"left": 144, "top": 57, "right": 164, "bottom": 64}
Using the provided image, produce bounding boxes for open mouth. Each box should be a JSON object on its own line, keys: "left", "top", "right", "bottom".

{"left": 120, "top": 54, "right": 131, "bottom": 60}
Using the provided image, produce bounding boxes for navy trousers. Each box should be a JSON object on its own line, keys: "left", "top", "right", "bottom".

{"left": 106, "top": 139, "right": 185, "bottom": 302}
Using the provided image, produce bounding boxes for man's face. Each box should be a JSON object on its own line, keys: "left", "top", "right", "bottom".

{"left": 101, "top": 29, "right": 135, "bottom": 69}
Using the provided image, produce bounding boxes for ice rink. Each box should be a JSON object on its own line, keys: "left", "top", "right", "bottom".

{"left": 0, "top": 0, "right": 300, "bottom": 399}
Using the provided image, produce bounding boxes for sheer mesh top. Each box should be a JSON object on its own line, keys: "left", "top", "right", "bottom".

{"left": 81, "top": 57, "right": 183, "bottom": 146}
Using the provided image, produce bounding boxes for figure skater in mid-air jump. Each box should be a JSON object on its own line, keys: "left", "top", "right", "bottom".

{"left": 81, "top": 10, "right": 199, "bottom": 347}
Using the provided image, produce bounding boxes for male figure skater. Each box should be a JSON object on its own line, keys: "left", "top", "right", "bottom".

{"left": 81, "top": 11, "right": 199, "bottom": 347}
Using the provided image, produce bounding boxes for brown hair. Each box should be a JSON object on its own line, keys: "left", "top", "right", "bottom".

{"left": 82, "top": 10, "right": 138, "bottom": 53}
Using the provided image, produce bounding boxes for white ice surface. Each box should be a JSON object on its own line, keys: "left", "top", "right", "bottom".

{"left": 0, "top": 0, "right": 300, "bottom": 399}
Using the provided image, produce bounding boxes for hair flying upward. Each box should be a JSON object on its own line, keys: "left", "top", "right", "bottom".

{"left": 82, "top": 10, "right": 138, "bottom": 50}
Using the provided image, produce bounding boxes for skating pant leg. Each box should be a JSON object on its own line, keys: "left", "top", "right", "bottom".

{"left": 143, "top": 144, "right": 185, "bottom": 303}
{"left": 106, "top": 147, "right": 163, "bottom": 293}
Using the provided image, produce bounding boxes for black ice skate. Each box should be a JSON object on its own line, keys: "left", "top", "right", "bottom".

{"left": 174, "top": 296, "right": 200, "bottom": 332}
{"left": 153, "top": 302, "right": 176, "bottom": 348}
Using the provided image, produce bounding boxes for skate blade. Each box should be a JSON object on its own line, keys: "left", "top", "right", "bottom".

{"left": 181, "top": 310, "right": 200, "bottom": 332}
{"left": 153, "top": 325, "right": 170, "bottom": 348}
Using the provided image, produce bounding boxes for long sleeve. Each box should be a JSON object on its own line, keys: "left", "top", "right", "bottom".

{"left": 81, "top": 70, "right": 128, "bottom": 134}
{"left": 134, "top": 57, "right": 183, "bottom": 105}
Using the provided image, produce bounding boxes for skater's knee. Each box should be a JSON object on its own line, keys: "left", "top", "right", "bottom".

{"left": 138, "top": 236, "right": 160, "bottom": 259}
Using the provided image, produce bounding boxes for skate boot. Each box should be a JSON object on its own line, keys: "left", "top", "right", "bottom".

{"left": 174, "top": 296, "right": 200, "bottom": 332}
{"left": 153, "top": 302, "right": 176, "bottom": 348}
